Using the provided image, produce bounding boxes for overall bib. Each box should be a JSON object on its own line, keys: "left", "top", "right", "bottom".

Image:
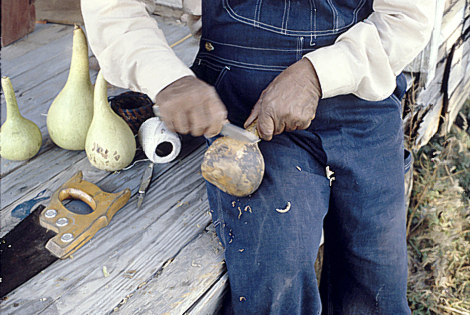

{"left": 190, "top": 1, "right": 411, "bottom": 314}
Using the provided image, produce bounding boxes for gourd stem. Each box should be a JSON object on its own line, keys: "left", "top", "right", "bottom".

{"left": 1, "top": 77, "right": 21, "bottom": 121}
{"left": 67, "top": 25, "right": 91, "bottom": 84}
{"left": 94, "top": 71, "right": 110, "bottom": 116}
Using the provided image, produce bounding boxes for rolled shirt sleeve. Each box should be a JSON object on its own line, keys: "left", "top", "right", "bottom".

{"left": 304, "top": 0, "right": 436, "bottom": 101}
{"left": 81, "top": 0, "right": 195, "bottom": 103}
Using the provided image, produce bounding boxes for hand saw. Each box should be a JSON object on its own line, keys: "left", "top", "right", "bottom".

{"left": 0, "top": 171, "right": 131, "bottom": 297}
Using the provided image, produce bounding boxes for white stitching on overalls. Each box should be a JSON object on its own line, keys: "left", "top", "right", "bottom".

{"left": 309, "top": 0, "right": 317, "bottom": 46}
{"left": 281, "top": 0, "right": 287, "bottom": 35}
{"left": 254, "top": 0, "right": 262, "bottom": 27}
{"left": 352, "top": 0, "right": 367, "bottom": 24}
{"left": 326, "top": 0, "right": 339, "bottom": 31}
{"left": 223, "top": 0, "right": 364, "bottom": 36}
{"left": 297, "top": 36, "right": 304, "bottom": 61}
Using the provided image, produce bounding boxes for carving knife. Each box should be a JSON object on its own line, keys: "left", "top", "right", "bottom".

{"left": 137, "top": 161, "right": 154, "bottom": 209}
{"left": 152, "top": 106, "right": 259, "bottom": 144}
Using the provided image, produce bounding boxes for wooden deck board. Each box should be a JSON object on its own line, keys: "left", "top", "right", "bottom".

{"left": 1, "top": 14, "right": 224, "bottom": 315}
{"left": 1, "top": 147, "right": 213, "bottom": 314}
{"left": 2, "top": 24, "right": 74, "bottom": 78}
{"left": 117, "top": 226, "right": 225, "bottom": 315}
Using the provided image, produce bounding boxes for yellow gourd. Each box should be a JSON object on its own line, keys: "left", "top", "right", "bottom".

{"left": 47, "top": 25, "right": 93, "bottom": 150}
{"left": 85, "top": 71, "right": 136, "bottom": 171}
{"left": 0, "top": 77, "right": 42, "bottom": 161}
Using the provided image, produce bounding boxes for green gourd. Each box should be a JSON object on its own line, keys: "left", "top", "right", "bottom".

{"left": 0, "top": 77, "right": 42, "bottom": 161}
{"left": 47, "top": 25, "right": 93, "bottom": 150}
{"left": 85, "top": 71, "right": 136, "bottom": 171}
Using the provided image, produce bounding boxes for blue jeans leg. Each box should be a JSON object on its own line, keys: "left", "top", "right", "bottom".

{"left": 207, "top": 130, "right": 330, "bottom": 315}
{"left": 316, "top": 94, "right": 410, "bottom": 314}
{"left": 207, "top": 92, "right": 411, "bottom": 314}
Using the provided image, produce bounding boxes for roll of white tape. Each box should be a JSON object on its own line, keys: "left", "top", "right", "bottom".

{"left": 138, "top": 117, "right": 181, "bottom": 163}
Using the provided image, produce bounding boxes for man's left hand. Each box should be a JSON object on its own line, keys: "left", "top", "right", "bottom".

{"left": 244, "top": 58, "right": 322, "bottom": 141}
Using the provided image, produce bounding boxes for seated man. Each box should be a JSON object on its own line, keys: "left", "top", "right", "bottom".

{"left": 81, "top": 0, "right": 435, "bottom": 313}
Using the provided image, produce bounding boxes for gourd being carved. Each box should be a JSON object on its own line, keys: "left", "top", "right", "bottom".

{"left": 0, "top": 76, "right": 42, "bottom": 161}
{"left": 201, "top": 123, "right": 264, "bottom": 197}
{"left": 47, "top": 25, "right": 94, "bottom": 150}
{"left": 85, "top": 71, "right": 136, "bottom": 171}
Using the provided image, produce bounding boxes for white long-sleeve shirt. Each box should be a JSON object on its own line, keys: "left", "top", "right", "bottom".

{"left": 81, "top": 0, "right": 435, "bottom": 103}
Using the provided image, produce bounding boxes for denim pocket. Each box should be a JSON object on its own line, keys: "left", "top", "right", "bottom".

{"left": 223, "top": 0, "right": 369, "bottom": 36}
{"left": 191, "top": 57, "right": 230, "bottom": 89}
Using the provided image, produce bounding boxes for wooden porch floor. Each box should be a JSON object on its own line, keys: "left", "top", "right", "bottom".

{"left": 1, "top": 18, "right": 227, "bottom": 315}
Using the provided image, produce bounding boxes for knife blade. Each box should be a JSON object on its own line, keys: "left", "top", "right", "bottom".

{"left": 152, "top": 106, "right": 259, "bottom": 143}
{"left": 137, "top": 161, "right": 154, "bottom": 209}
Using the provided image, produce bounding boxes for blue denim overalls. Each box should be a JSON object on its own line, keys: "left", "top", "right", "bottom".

{"left": 190, "top": 1, "right": 411, "bottom": 314}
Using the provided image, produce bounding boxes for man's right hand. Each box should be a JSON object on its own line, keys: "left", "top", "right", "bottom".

{"left": 155, "top": 76, "right": 228, "bottom": 138}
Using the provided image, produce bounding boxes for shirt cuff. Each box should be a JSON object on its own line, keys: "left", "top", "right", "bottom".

{"left": 303, "top": 44, "right": 356, "bottom": 99}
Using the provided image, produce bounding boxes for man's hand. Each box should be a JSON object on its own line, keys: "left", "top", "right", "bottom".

{"left": 244, "top": 58, "right": 322, "bottom": 141}
{"left": 155, "top": 76, "right": 228, "bottom": 138}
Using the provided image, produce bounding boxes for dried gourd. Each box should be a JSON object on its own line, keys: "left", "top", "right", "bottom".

{"left": 201, "top": 123, "right": 264, "bottom": 197}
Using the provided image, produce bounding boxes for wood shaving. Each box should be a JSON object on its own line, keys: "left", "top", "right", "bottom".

{"left": 244, "top": 205, "right": 252, "bottom": 213}
{"left": 296, "top": 166, "right": 301, "bottom": 171}
{"left": 102, "top": 266, "right": 110, "bottom": 277}
{"left": 191, "top": 261, "right": 202, "bottom": 267}
{"left": 276, "top": 201, "right": 291, "bottom": 213}
{"left": 123, "top": 270, "right": 137, "bottom": 279}
{"left": 240, "top": 296, "right": 246, "bottom": 301}
{"left": 238, "top": 207, "right": 242, "bottom": 219}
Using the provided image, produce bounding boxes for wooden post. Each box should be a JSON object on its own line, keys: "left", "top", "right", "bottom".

{"left": 1, "top": 0, "right": 36, "bottom": 47}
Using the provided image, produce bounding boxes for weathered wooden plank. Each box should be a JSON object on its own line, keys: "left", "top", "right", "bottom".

{"left": 437, "top": 23, "right": 464, "bottom": 62}
{"left": 443, "top": 71, "right": 470, "bottom": 133}
{"left": 1, "top": 147, "right": 84, "bottom": 208}
{"left": 1, "top": 135, "right": 204, "bottom": 237}
{"left": 416, "top": 57, "right": 446, "bottom": 107}
{"left": 444, "top": 0, "right": 462, "bottom": 14}
{"left": 2, "top": 25, "right": 75, "bottom": 78}
{"left": 187, "top": 273, "right": 228, "bottom": 315}
{"left": 2, "top": 24, "right": 72, "bottom": 62}
{"left": 405, "top": 0, "right": 445, "bottom": 88}
{"left": 415, "top": 94, "right": 444, "bottom": 148}
{"left": 0, "top": 146, "right": 209, "bottom": 314}
{"left": 35, "top": 0, "right": 84, "bottom": 25}
{"left": 116, "top": 226, "right": 225, "bottom": 314}
{"left": 439, "top": 0, "right": 466, "bottom": 47}
{"left": 447, "top": 45, "right": 466, "bottom": 97}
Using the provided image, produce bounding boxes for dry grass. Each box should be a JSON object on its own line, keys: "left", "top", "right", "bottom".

{"left": 407, "top": 100, "right": 470, "bottom": 314}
